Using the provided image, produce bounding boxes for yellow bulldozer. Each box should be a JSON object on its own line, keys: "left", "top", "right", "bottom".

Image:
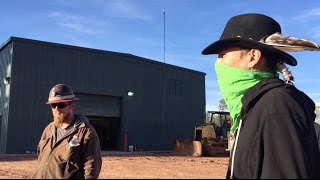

{"left": 174, "top": 111, "right": 232, "bottom": 157}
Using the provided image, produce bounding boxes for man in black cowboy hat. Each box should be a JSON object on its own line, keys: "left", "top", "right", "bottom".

{"left": 202, "top": 13, "right": 320, "bottom": 179}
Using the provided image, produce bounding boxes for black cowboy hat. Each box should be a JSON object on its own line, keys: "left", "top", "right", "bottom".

{"left": 202, "top": 13, "right": 297, "bottom": 66}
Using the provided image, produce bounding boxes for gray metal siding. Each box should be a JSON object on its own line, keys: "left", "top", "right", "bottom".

{"left": 2, "top": 37, "right": 206, "bottom": 153}
{"left": 166, "top": 68, "right": 205, "bottom": 143}
{"left": 124, "top": 63, "right": 205, "bottom": 150}
{"left": 0, "top": 43, "right": 13, "bottom": 153}
{"left": 123, "top": 59, "right": 166, "bottom": 150}
{"left": 6, "top": 41, "right": 51, "bottom": 153}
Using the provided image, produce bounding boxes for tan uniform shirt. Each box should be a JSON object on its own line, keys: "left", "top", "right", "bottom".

{"left": 32, "top": 115, "right": 102, "bottom": 179}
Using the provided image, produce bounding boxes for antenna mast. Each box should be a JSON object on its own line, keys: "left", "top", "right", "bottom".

{"left": 162, "top": 9, "right": 166, "bottom": 124}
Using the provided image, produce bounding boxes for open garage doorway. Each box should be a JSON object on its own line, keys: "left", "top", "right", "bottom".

{"left": 87, "top": 116, "right": 120, "bottom": 150}
{"left": 74, "top": 93, "right": 121, "bottom": 151}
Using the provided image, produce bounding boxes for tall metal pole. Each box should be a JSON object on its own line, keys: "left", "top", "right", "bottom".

{"left": 163, "top": 10, "right": 166, "bottom": 63}
{"left": 162, "top": 10, "right": 166, "bottom": 125}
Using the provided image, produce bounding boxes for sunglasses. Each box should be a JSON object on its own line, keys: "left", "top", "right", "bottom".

{"left": 50, "top": 102, "right": 70, "bottom": 109}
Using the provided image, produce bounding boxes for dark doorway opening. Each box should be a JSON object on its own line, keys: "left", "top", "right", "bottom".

{"left": 88, "top": 116, "right": 120, "bottom": 150}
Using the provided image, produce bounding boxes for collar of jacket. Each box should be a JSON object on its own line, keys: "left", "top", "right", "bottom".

{"left": 73, "top": 114, "right": 89, "bottom": 128}
{"left": 240, "top": 77, "right": 291, "bottom": 120}
{"left": 48, "top": 114, "right": 89, "bottom": 131}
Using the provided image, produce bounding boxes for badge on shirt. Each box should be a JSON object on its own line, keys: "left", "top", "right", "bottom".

{"left": 69, "top": 135, "right": 80, "bottom": 148}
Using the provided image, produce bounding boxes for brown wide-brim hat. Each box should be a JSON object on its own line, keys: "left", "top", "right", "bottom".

{"left": 45, "top": 84, "right": 79, "bottom": 104}
{"left": 45, "top": 97, "right": 79, "bottom": 104}
{"left": 202, "top": 13, "right": 297, "bottom": 66}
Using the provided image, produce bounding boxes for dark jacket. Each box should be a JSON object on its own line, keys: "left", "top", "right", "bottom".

{"left": 226, "top": 77, "right": 320, "bottom": 179}
{"left": 314, "top": 122, "right": 320, "bottom": 149}
{"left": 32, "top": 114, "right": 102, "bottom": 179}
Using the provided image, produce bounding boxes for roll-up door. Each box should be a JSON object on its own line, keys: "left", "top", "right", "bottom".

{"left": 74, "top": 93, "right": 121, "bottom": 117}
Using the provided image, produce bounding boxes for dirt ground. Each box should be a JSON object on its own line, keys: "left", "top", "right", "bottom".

{"left": 0, "top": 152, "right": 229, "bottom": 179}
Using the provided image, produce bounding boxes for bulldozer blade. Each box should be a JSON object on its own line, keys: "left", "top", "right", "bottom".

{"left": 174, "top": 140, "right": 202, "bottom": 157}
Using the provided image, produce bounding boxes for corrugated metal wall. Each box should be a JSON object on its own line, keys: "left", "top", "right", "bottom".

{"left": 0, "top": 42, "right": 13, "bottom": 153}
{"left": 1, "top": 37, "right": 205, "bottom": 153}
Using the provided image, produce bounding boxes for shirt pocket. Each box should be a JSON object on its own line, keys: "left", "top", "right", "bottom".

{"left": 61, "top": 136, "right": 82, "bottom": 161}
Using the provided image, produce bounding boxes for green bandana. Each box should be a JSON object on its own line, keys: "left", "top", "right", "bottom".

{"left": 215, "top": 61, "right": 277, "bottom": 133}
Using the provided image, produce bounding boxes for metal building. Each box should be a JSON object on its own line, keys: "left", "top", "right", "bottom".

{"left": 0, "top": 36, "right": 206, "bottom": 154}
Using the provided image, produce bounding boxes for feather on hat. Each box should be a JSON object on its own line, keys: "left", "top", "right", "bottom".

{"left": 261, "top": 32, "right": 320, "bottom": 52}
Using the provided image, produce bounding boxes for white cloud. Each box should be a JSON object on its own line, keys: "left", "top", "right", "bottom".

{"left": 293, "top": 8, "right": 320, "bottom": 20}
{"left": 57, "top": 22, "right": 95, "bottom": 34}
{"left": 104, "top": 0, "right": 151, "bottom": 21}
{"left": 49, "top": 12, "right": 106, "bottom": 34}
{"left": 290, "top": 9, "right": 320, "bottom": 39}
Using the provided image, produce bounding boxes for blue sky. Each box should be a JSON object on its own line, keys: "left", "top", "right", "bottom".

{"left": 1, "top": 0, "right": 320, "bottom": 111}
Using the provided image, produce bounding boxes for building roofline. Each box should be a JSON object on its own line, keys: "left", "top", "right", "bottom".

{"left": 1, "top": 36, "right": 206, "bottom": 76}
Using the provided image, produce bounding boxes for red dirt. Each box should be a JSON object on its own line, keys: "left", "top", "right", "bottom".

{"left": 0, "top": 152, "right": 229, "bottom": 179}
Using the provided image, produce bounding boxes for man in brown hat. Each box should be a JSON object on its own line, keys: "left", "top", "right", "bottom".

{"left": 202, "top": 13, "right": 320, "bottom": 178}
{"left": 32, "top": 84, "right": 102, "bottom": 179}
